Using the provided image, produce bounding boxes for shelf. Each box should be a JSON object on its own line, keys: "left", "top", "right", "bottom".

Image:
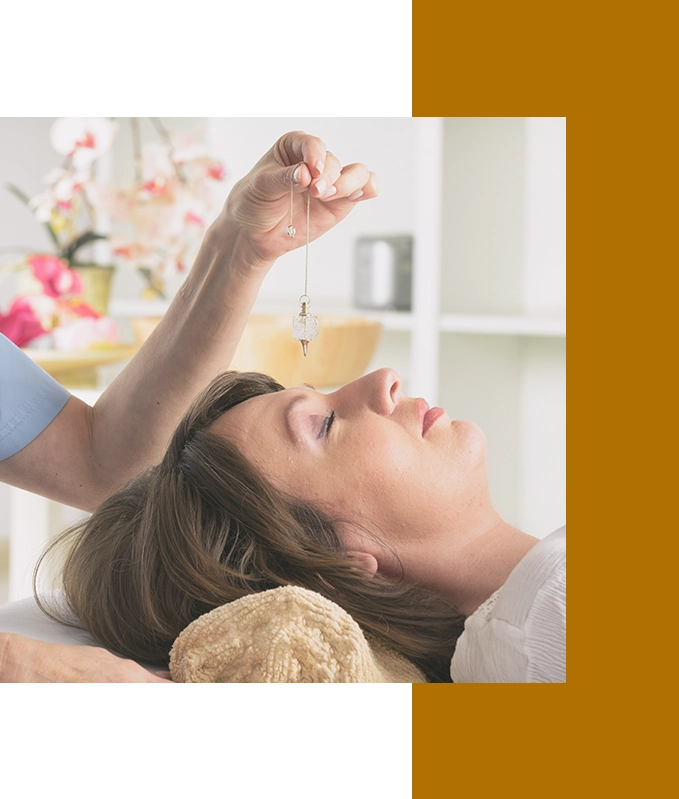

{"left": 439, "top": 314, "right": 565, "bottom": 337}
{"left": 109, "top": 299, "right": 565, "bottom": 338}
{"left": 351, "top": 310, "right": 414, "bottom": 331}
{"left": 109, "top": 299, "right": 415, "bottom": 332}
{"left": 24, "top": 345, "right": 139, "bottom": 377}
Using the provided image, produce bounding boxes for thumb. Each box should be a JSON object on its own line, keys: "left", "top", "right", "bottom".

{"left": 275, "top": 162, "right": 311, "bottom": 193}
{"left": 251, "top": 161, "right": 311, "bottom": 200}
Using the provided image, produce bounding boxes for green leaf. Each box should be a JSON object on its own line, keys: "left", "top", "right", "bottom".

{"left": 6, "top": 183, "right": 31, "bottom": 205}
{"left": 62, "top": 231, "right": 109, "bottom": 265}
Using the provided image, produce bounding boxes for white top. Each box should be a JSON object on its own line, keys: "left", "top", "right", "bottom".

{"left": 450, "top": 526, "right": 566, "bottom": 683}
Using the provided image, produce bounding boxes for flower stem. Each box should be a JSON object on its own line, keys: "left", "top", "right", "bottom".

{"left": 130, "top": 117, "right": 142, "bottom": 181}
{"left": 138, "top": 267, "right": 167, "bottom": 300}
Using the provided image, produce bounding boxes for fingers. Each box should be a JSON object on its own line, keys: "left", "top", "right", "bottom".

{"left": 275, "top": 131, "right": 327, "bottom": 179}
{"left": 301, "top": 136, "right": 328, "bottom": 179}
{"left": 326, "top": 163, "right": 379, "bottom": 203}
{"left": 272, "top": 132, "right": 378, "bottom": 203}
{"left": 310, "top": 151, "right": 343, "bottom": 199}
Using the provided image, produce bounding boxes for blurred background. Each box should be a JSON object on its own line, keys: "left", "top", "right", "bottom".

{"left": 0, "top": 117, "right": 565, "bottom": 604}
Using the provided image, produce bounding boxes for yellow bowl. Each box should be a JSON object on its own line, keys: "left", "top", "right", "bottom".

{"left": 132, "top": 315, "right": 383, "bottom": 388}
{"left": 232, "top": 315, "right": 382, "bottom": 387}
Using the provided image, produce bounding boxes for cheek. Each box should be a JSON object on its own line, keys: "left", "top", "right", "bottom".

{"left": 320, "top": 437, "right": 426, "bottom": 526}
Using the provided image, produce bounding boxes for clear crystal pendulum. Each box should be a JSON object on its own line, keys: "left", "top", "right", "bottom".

{"left": 292, "top": 295, "right": 318, "bottom": 356}
{"left": 292, "top": 187, "right": 318, "bottom": 356}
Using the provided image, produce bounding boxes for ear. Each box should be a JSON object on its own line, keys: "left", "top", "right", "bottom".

{"left": 345, "top": 550, "right": 379, "bottom": 577}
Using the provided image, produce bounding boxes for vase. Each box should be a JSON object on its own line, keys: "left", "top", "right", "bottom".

{"left": 18, "top": 264, "right": 116, "bottom": 317}
{"left": 71, "top": 264, "right": 116, "bottom": 316}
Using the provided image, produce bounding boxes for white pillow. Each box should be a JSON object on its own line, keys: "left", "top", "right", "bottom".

{"left": 0, "top": 592, "right": 98, "bottom": 647}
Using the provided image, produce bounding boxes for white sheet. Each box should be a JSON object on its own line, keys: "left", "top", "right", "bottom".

{"left": 0, "top": 593, "right": 97, "bottom": 647}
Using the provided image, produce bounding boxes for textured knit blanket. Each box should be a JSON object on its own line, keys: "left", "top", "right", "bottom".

{"left": 169, "top": 585, "right": 427, "bottom": 683}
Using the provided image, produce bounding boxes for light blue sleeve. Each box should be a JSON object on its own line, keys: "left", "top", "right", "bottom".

{"left": 0, "top": 334, "right": 71, "bottom": 460}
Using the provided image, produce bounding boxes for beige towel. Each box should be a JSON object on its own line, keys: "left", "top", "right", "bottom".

{"left": 170, "top": 585, "right": 427, "bottom": 683}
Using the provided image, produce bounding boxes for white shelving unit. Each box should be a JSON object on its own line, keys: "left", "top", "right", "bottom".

{"left": 364, "top": 117, "right": 566, "bottom": 537}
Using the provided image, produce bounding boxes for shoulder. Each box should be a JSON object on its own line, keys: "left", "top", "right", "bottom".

{"left": 450, "top": 526, "right": 566, "bottom": 682}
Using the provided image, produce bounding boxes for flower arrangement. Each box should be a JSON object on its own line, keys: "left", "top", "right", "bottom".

{"left": 107, "top": 119, "right": 226, "bottom": 298}
{"left": 1, "top": 117, "right": 226, "bottom": 350}
{"left": 0, "top": 254, "right": 117, "bottom": 349}
{"left": 8, "top": 117, "right": 115, "bottom": 267}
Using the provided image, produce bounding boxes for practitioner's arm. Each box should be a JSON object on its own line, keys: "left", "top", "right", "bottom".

{"left": 0, "top": 131, "right": 377, "bottom": 511}
{"left": 0, "top": 633, "right": 172, "bottom": 683}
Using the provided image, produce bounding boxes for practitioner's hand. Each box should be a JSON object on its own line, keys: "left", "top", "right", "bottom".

{"left": 0, "top": 633, "right": 172, "bottom": 683}
{"left": 218, "top": 130, "right": 379, "bottom": 265}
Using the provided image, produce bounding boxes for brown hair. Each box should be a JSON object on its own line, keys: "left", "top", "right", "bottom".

{"left": 37, "top": 371, "right": 465, "bottom": 682}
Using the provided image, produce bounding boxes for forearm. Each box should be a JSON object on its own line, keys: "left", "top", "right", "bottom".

{"left": 88, "top": 218, "right": 275, "bottom": 503}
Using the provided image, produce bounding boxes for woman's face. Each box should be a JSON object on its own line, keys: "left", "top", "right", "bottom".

{"left": 211, "top": 369, "right": 493, "bottom": 579}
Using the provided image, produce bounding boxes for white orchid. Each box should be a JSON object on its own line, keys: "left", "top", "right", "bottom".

{"left": 141, "top": 141, "right": 175, "bottom": 183}
{"left": 50, "top": 117, "right": 116, "bottom": 170}
{"left": 105, "top": 125, "right": 226, "bottom": 296}
{"left": 28, "top": 167, "right": 90, "bottom": 221}
{"left": 9, "top": 118, "right": 225, "bottom": 302}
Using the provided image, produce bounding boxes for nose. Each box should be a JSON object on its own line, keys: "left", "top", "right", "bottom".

{"left": 333, "top": 368, "right": 401, "bottom": 417}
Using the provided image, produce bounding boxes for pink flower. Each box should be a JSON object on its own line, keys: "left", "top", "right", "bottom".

{"left": 67, "top": 299, "right": 101, "bottom": 319}
{"left": 141, "top": 179, "right": 171, "bottom": 198}
{"left": 76, "top": 131, "right": 96, "bottom": 150}
{"left": 206, "top": 161, "right": 225, "bottom": 181}
{"left": 0, "top": 297, "right": 48, "bottom": 347}
{"left": 27, "top": 255, "right": 83, "bottom": 299}
{"left": 184, "top": 211, "right": 203, "bottom": 226}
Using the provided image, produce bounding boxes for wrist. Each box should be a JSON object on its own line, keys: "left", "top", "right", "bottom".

{"left": 159, "top": 214, "right": 275, "bottom": 349}
{"left": 202, "top": 211, "right": 276, "bottom": 278}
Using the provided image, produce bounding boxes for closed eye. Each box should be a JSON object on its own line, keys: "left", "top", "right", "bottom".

{"left": 317, "top": 411, "right": 336, "bottom": 440}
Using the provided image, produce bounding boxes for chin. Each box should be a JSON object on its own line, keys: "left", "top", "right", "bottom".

{"left": 452, "top": 419, "right": 487, "bottom": 466}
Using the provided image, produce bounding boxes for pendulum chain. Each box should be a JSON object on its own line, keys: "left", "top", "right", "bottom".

{"left": 291, "top": 174, "right": 318, "bottom": 357}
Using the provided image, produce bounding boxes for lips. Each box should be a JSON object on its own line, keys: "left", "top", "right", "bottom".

{"left": 423, "top": 407, "right": 445, "bottom": 436}
{"left": 417, "top": 398, "right": 445, "bottom": 437}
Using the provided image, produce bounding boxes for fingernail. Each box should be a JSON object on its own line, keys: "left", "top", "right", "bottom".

{"left": 347, "top": 189, "right": 364, "bottom": 202}
{"left": 315, "top": 159, "right": 325, "bottom": 176}
{"left": 314, "top": 178, "right": 327, "bottom": 195}
{"left": 292, "top": 165, "right": 302, "bottom": 183}
{"left": 322, "top": 186, "right": 337, "bottom": 199}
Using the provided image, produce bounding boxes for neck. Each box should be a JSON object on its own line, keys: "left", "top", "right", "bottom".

{"left": 414, "top": 518, "right": 539, "bottom": 617}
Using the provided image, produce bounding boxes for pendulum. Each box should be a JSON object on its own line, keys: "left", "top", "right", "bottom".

{"left": 291, "top": 189, "right": 318, "bottom": 356}
{"left": 292, "top": 294, "right": 318, "bottom": 357}
{"left": 292, "top": 185, "right": 318, "bottom": 356}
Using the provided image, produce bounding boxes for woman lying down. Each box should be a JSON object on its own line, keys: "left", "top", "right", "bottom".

{"left": 39, "top": 364, "right": 565, "bottom": 683}
{"left": 33, "top": 130, "right": 564, "bottom": 683}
